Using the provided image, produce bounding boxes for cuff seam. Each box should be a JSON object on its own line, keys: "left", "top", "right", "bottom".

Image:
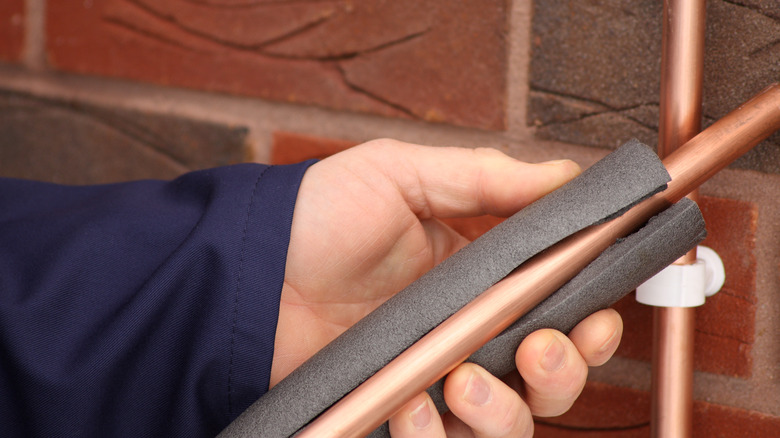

{"left": 226, "top": 165, "right": 272, "bottom": 415}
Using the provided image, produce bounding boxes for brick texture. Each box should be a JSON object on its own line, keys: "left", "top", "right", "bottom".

{"left": 528, "top": 0, "right": 780, "bottom": 173}
{"left": 615, "top": 196, "right": 758, "bottom": 377}
{"left": 0, "top": 89, "right": 249, "bottom": 184}
{"left": 0, "top": 0, "right": 24, "bottom": 63}
{"left": 46, "top": 0, "right": 508, "bottom": 130}
{"left": 271, "top": 131, "right": 358, "bottom": 165}
{"left": 535, "top": 382, "right": 650, "bottom": 437}
{"left": 535, "top": 381, "right": 780, "bottom": 437}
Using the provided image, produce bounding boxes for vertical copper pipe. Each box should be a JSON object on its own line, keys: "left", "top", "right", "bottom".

{"left": 653, "top": 1, "right": 706, "bottom": 436}
{"left": 652, "top": 307, "right": 696, "bottom": 436}
{"left": 295, "top": 83, "right": 780, "bottom": 438}
{"left": 658, "top": 0, "right": 706, "bottom": 160}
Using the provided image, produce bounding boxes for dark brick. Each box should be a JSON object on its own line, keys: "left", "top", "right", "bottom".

{"left": 529, "top": 0, "right": 780, "bottom": 173}
{"left": 703, "top": 1, "right": 780, "bottom": 173}
{"left": 0, "top": 89, "right": 249, "bottom": 184}
{"left": 728, "top": 0, "right": 780, "bottom": 20}
{"left": 528, "top": 0, "right": 662, "bottom": 149}
{"left": 0, "top": 0, "right": 24, "bottom": 63}
{"left": 47, "top": 0, "right": 508, "bottom": 130}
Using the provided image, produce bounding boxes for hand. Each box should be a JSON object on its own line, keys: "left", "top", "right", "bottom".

{"left": 272, "top": 139, "right": 622, "bottom": 436}
{"left": 387, "top": 311, "right": 622, "bottom": 437}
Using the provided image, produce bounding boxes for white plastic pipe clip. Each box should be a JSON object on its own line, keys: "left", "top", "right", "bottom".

{"left": 636, "top": 246, "right": 725, "bottom": 308}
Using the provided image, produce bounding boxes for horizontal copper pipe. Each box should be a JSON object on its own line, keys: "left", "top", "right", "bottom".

{"left": 297, "top": 83, "right": 780, "bottom": 438}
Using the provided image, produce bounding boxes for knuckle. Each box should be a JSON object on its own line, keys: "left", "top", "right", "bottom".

{"left": 359, "top": 138, "right": 405, "bottom": 153}
{"left": 472, "top": 146, "right": 507, "bottom": 160}
{"left": 491, "top": 392, "right": 530, "bottom": 437}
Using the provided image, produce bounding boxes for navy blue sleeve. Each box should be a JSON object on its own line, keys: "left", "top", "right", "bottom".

{"left": 0, "top": 162, "right": 314, "bottom": 437}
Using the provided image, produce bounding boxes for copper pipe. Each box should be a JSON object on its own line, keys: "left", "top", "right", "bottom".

{"left": 652, "top": 307, "right": 696, "bottom": 436}
{"left": 296, "top": 83, "right": 780, "bottom": 438}
{"left": 658, "top": 0, "right": 706, "bottom": 160}
{"left": 652, "top": 1, "right": 706, "bottom": 436}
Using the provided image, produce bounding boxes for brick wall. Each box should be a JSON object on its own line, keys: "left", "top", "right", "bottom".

{"left": 1, "top": 0, "right": 779, "bottom": 435}
{"left": 0, "top": 0, "right": 24, "bottom": 63}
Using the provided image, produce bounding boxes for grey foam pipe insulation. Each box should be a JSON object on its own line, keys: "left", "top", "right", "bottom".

{"left": 219, "top": 140, "right": 703, "bottom": 438}
{"left": 367, "top": 196, "right": 706, "bottom": 437}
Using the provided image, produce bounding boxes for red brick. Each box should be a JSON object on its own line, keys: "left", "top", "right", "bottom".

{"left": 615, "top": 196, "right": 758, "bottom": 377}
{"left": 47, "top": 0, "right": 508, "bottom": 130}
{"left": 612, "top": 294, "right": 654, "bottom": 362}
{"left": 535, "top": 423, "right": 648, "bottom": 438}
{"left": 271, "top": 132, "right": 357, "bottom": 165}
{"left": 694, "top": 330, "right": 751, "bottom": 377}
{"left": 699, "top": 197, "right": 758, "bottom": 303}
{"left": 694, "top": 400, "right": 780, "bottom": 438}
{"left": 537, "top": 381, "right": 650, "bottom": 432}
{"left": 0, "top": 0, "right": 24, "bottom": 63}
{"left": 535, "top": 381, "right": 780, "bottom": 437}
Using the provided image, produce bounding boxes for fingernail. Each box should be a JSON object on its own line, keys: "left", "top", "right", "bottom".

{"left": 540, "top": 335, "right": 566, "bottom": 372}
{"left": 410, "top": 397, "right": 431, "bottom": 429}
{"left": 463, "top": 370, "right": 492, "bottom": 406}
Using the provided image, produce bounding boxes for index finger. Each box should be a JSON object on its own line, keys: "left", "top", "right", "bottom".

{"left": 352, "top": 139, "right": 581, "bottom": 219}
